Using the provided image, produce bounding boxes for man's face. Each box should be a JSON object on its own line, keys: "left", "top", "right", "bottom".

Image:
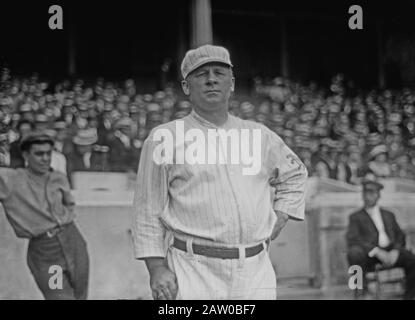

{"left": 23, "top": 143, "right": 52, "bottom": 175}
{"left": 182, "top": 63, "right": 234, "bottom": 110}
{"left": 56, "top": 128, "right": 67, "bottom": 141}
{"left": 19, "top": 123, "right": 32, "bottom": 138}
{"left": 363, "top": 186, "right": 381, "bottom": 208}
{"left": 375, "top": 153, "right": 387, "bottom": 162}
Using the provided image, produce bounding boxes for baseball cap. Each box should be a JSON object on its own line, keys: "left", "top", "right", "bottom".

{"left": 181, "top": 44, "right": 233, "bottom": 79}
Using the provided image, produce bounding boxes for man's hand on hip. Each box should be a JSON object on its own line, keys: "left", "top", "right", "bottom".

{"left": 271, "top": 210, "right": 289, "bottom": 240}
{"left": 145, "top": 257, "right": 178, "bottom": 300}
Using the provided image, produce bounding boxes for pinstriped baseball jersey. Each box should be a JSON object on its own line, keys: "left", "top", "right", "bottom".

{"left": 132, "top": 110, "right": 308, "bottom": 259}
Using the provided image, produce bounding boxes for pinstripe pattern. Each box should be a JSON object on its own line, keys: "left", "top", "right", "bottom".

{"left": 132, "top": 110, "right": 308, "bottom": 259}
{"left": 167, "top": 246, "right": 276, "bottom": 300}
{"left": 180, "top": 45, "right": 233, "bottom": 79}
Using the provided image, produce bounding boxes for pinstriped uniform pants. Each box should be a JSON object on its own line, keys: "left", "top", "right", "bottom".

{"left": 167, "top": 240, "right": 277, "bottom": 300}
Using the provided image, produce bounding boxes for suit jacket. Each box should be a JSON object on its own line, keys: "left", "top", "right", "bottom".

{"left": 106, "top": 133, "right": 139, "bottom": 172}
{"left": 66, "top": 151, "right": 109, "bottom": 187}
{"left": 346, "top": 208, "right": 406, "bottom": 255}
{"left": 9, "top": 140, "right": 25, "bottom": 168}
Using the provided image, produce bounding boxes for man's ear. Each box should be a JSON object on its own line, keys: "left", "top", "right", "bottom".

{"left": 181, "top": 80, "right": 190, "bottom": 96}
{"left": 230, "top": 77, "right": 235, "bottom": 92}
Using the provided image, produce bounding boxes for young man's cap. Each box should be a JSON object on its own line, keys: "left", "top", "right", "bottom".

{"left": 181, "top": 44, "right": 233, "bottom": 79}
{"left": 19, "top": 131, "right": 55, "bottom": 151}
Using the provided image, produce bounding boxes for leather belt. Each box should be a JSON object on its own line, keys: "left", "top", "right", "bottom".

{"left": 34, "top": 222, "right": 73, "bottom": 239}
{"left": 173, "top": 237, "right": 269, "bottom": 259}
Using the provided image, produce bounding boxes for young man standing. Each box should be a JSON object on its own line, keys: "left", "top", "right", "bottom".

{"left": 0, "top": 131, "right": 89, "bottom": 299}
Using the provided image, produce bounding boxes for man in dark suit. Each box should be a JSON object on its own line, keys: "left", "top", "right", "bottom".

{"left": 66, "top": 128, "right": 107, "bottom": 186}
{"left": 346, "top": 174, "right": 415, "bottom": 299}
{"left": 106, "top": 117, "right": 139, "bottom": 173}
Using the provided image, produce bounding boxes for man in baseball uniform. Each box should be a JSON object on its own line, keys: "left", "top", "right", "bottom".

{"left": 132, "top": 44, "right": 308, "bottom": 300}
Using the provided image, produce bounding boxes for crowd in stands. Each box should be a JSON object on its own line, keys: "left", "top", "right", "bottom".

{"left": 251, "top": 74, "right": 415, "bottom": 183}
{"left": 1, "top": 71, "right": 415, "bottom": 186}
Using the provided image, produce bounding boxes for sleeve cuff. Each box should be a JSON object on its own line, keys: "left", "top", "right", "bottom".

{"left": 134, "top": 247, "right": 166, "bottom": 260}
{"left": 288, "top": 214, "right": 304, "bottom": 221}
{"left": 274, "top": 203, "right": 305, "bottom": 221}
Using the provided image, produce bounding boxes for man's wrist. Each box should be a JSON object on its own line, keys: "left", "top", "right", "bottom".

{"left": 145, "top": 257, "right": 168, "bottom": 273}
{"left": 275, "top": 210, "right": 289, "bottom": 221}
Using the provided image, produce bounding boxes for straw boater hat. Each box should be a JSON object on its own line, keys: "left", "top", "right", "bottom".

{"left": 19, "top": 103, "right": 32, "bottom": 113}
{"left": 113, "top": 117, "right": 133, "bottom": 130}
{"left": 369, "top": 144, "right": 388, "bottom": 160}
{"left": 361, "top": 172, "right": 384, "bottom": 190}
{"left": 72, "top": 128, "right": 98, "bottom": 146}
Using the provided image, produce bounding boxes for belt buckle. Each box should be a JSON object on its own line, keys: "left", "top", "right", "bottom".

{"left": 46, "top": 230, "right": 55, "bottom": 238}
{"left": 46, "top": 227, "right": 59, "bottom": 238}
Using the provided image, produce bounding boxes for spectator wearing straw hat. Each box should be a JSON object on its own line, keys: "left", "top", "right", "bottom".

{"left": 313, "top": 139, "right": 337, "bottom": 179}
{"left": 367, "top": 144, "right": 392, "bottom": 178}
{"left": 34, "top": 113, "right": 50, "bottom": 132}
{"left": 19, "top": 103, "right": 35, "bottom": 123}
{"left": 66, "top": 128, "right": 99, "bottom": 184}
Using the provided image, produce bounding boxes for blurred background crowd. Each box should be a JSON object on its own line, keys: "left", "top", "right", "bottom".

{"left": 1, "top": 69, "right": 415, "bottom": 185}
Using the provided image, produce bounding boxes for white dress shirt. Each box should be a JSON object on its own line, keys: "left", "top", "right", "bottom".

{"left": 367, "top": 205, "right": 390, "bottom": 248}
{"left": 51, "top": 150, "right": 67, "bottom": 175}
{"left": 82, "top": 152, "right": 91, "bottom": 169}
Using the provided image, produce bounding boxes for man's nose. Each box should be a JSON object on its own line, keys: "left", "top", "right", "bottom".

{"left": 206, "top": 69, "right": 218, "bottom": 84}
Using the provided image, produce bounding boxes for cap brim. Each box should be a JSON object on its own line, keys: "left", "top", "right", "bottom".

{"left": 73, "top": 137, "right": 98, "bottom": 146}
{"left": 362, "top": 181, "right": 384, "bottom": 190}
{"left": 184, "top": 59, "right": 233, "bottom": 79}
{"left": 20, "top": 137, "right": 54, "bottom": 151}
